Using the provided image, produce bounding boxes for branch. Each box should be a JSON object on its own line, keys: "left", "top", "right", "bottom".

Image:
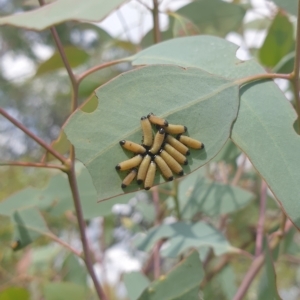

{"left": 172, "top": 180, "right": 181, "bottom": 220}
{"left": 38, "top": 0, "right": 78, "bottom": 111}
{"left": 77, "top": 59, "right": 129, "bottom": 84}
{"left": 231, "top": 154, "right": 246, "bottom": 186}
{"left": 291, "top": 0, "right": 300, "bottom": 121}
{"left": 67, "top": 161, "right": 108, "bottom": 300}
{"left": 0, "top": 161, "right": 66, "bottom": 171}
{"left": 255, "top": 180, "right": 267, "bottom": 257}
{"left": 46, "top": 232, "right": 82, "bottom": 258}
{"left": 152, "top": 186, "right": 161, "bottom": 279}
{"left": 0, "top": 108, "right": 66, "bottom": 164}
{"left": 152, "top": 0, "right": 161, "bottom": 43}
{"left": 237, "top": 72, "right": 292, "bottom": 86}
{"left": 233, "top": 220, "right": 293, "bottom": 300}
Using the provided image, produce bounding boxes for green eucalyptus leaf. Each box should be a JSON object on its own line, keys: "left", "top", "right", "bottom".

{"left": 176, "top": 168, "right": 254, "bottom": 218}
{"left": 170, "top": 13, "right": 200, "bottom": 37}
{"left": 0, "top": 287, "right": 30, "bottom": 300}
{"left": 0, "top": 167, "right": 132, "bottom": 222}
{"left": 62, "top": 254, "right": 87, "bottom": 286}
{"left": 0, "top": 188, "right": 41, "bottom": 217}
{"left": 12, "top": 207, "right": 51, "bottom": 249}
{"left": 138, "top": 250, "right": 203, "bottom": 300}
{"left": 176, "top": 0, "right": 246, "bottom": 37}
{"left": 36, "top": 46, "right": 89, "bottom": 76}
{"left": 43, "top": 282, "right": 87, "bottom": 300}
{"left": 130, "top": 35, "right": 300, "bottom": 229}
{"left": 218, "top": 265, "right": 237, "bottom": 300}
{"left": 271, "top": 0, "right": 297, "bottom": 16}
{"left": 0, "top": 0, "right": 127, "bottom": 30}
{"left": 213, "top": 139, "right": 241, "bottom": 164}
{"left": 124, "top": 272, "right": 150, "bottom": 300}
{"left": 257, "top": 243, "right": 282, "bottom": 300}
{"left": 259, "top": 11, "right": 294, "bottom": 67}
{"left": 64, "top": 65, "right": 239, "bottom": 201}
{"left": 134, "top": 221, "right": 232, "bottom": 257}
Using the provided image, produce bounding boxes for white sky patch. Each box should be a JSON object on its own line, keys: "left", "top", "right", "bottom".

{"left": 98, "top": 0, "right": 192, "bottom": 43}
{"left": 1, "top": 51, "right": 35, "bottom": 81}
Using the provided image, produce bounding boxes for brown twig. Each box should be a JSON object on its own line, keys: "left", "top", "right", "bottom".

{"left": 152, "top": 0, "right": 161, "bottom": 43}
{"left": 77, "top": 59, "right": 128, "bottom": 84}
{"left": 255, "top": 180, "right": 267, "bottom": 257}
{"left": 233, "top": 220, "right": 293, "bottom": 300}
{"left": 152, "top": 186, "right": 161, "bottom": 278}
{"left": 46, "top": 232, "right": 82, "bottom": 257}
{"left": 0, "top": 161, "right": 66, "bottom": 171}
{"left": 231, "top": 154, "right": 246, "bottom": 186}
{"left": 67, "top": 162, "right": 108, "bottom": 300}
{"left": 0, "top": 108, "right": 66, "bottom": 164}
{"left": 291, "top": 0, "right": 300, "bottom": 124}
{"left": 37, "top": 1, "right": 108, "bottom": 298}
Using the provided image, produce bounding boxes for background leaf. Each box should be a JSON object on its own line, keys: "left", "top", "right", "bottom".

{"left": 259, "top": 11, "right": 294, "bottom": 68}
{"left": 271, "top": 0, "right": 298, "bottom": 16}
{"left": 0, "top": 167, "right": 133, "bottom": 221}
{"left": 64, "top": 65, "right": 239, "bottom": 201}
{"left": 124, "top": 271, "right": 150, "bottom": 300}
{"left": 0, "top": 0, "right": 127, "bottom": 30}
{"left": 134, "top": 221, "right": 232, "bottom": 257}
{"left": 175, "top": 0, "right": 246, "bottom": 37}
{"left": 257, "top": 242, "right": 282, "bottom": 300}
{"left": 12, "top": 207, "right": 51, "bottom": 248}
{"left": 174, "top": 168, "right": 254, "bottom": 218}
{"left": 43, "top": 282, "right": 87, "bottom": 300}
{"left": 138, "top": 250, "right": 204, "bottom": 300}
{"left": 36, "top": 46, "right": 89, "bottom": 76}
{"left": 0, "top": 287, "right": 30, "bottom": 300}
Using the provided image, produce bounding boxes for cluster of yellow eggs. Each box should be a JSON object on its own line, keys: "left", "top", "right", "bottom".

{"left": 115, "top": 113, "right": 204, "bottom": 190}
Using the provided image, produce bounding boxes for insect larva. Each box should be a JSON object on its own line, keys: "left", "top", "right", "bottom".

{"left": 147, "top": 113, "right": 168, "bottom": 127}
{"left": 119, "top": 140, "right": 146, "bottom": 154}
{"left": 164, "top": 124, "right": 187, "bottom": 135}
{"left": 154, "top": 155, "right": 173, "bottom": 181}
{"left": 166, "top": 135, "right": 190, "bottom": 156}
{"left": 177, "top": 135, "right": 204, "bottom": 149}
{"left": 137, "top": 155, "right": 151, "bottom": 185}
{"left": 159, "top": 149, "right": 184, "bottom": 176}
{"left": 115, "top": 154, "right": 143, "bottom": 171}
{"left": 144, "top": 161, "right": 156, "bottom": 190}
{"left": 11, "top": 240, "right": 20, "bottom": 250}
{"left": 164, "top": 143, "right": 188, "bottom": 165}
{"left": 121, "top": 168, "right": 138, "bottom": 188}
{"left": 141, "top": 116, "right": 153, "bottom": 147}
{"left": 149, "top": 128, "right": 165, "bottom": 155}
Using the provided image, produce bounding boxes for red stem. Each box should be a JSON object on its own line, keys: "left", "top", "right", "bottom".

{"left": 0, "top": 107, "right": 66, "bottom": 164}
{"left": 255, "top": 180, "right": 267, "bottom": 256}
{"left": 0, "top": 161, "right": 66, "bottom": 171}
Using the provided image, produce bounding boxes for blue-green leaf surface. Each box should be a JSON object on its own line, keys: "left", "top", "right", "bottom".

{"left": 134, "top": 221, "right": 233, "bottom": 257}
{"left": 130, "top": 35, "right": 300, "bottom": 229}
{"left": 64, "top": 65, "right": 239, "bottom": 201}
{"left": 0, "top": 0, "right": 127, "bottom": 30}
{"left": 138, "top": 250, "right": 204, "bottom": 300}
